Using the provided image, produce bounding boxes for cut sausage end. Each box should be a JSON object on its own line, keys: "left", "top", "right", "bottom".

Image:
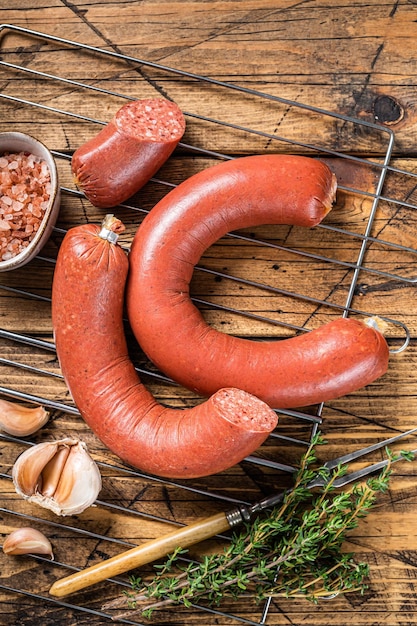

{"left": 212, "top": 388, "right": 278, "bottom": 433}
{"left": 114, "top": 98, "right": 186, "bottom": 142}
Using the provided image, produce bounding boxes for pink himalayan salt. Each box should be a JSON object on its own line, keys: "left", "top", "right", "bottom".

{"left": 0, "top": 151, "right": 51, "bottom": 262}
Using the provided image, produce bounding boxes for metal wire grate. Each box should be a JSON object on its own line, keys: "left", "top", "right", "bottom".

{"left": 0, "top": 23, "right": 415, "bottom": 625}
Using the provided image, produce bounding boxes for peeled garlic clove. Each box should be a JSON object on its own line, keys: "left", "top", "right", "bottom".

{"left": 0, "top": 398, "right": 49, "bottom": 436}
{"left": 12, "top": 438, "right": 102, "bottom": 516}
{"left": 3, "top": 527, "right": 54, "bottom": 559}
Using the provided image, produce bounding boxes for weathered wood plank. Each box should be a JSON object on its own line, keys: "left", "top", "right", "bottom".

{"left": 2, "top": 2, "right": 417, "bottom": 625}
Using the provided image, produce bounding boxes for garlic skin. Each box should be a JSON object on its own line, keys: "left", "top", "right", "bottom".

{"left": 12, "top": 438, "right": 102, "bottom": 516}
{"left": 0, "top": 398, "right": 49, "bottom": 436}
{"left": 3, "top": 527, "right": 54, "bottom": 559}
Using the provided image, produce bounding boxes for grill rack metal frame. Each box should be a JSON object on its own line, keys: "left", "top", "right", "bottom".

{"left": 0, "top": 23, "right": 415, "bottom": 625}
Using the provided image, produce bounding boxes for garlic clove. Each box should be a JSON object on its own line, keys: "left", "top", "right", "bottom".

{"left": 40, "top": 445, "right": 71, "bottom": 498}
{"left": 3, "top": 527, "right": 54, "bottom": 559}
{"left": 51, "top": 440, "right": 103, "bottom": 515}
{"left": 12, "top": 438, "right": 102, "bottom": 516}
{"left": 12, "top": 440, "right": 62, "bottom": 497}
{"left": 0, "top": 398, "right": 49, "bottom": 436}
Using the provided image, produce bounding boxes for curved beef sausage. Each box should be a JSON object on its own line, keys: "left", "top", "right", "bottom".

{"left": 126, "top": 154, "right": 389, "bottom": 408}
{"left": 51, "top": 216, "right": 277, "bottom": 479}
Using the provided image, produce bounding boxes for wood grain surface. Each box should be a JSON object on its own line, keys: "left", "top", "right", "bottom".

{"left": 1, "top": 2, "right": 417, "bottom": 625}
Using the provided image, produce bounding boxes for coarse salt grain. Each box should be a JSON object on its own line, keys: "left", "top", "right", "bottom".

{"left": 0, "top": 219, "right": 11, "bottom": 231}
{"left": 0, "top": 151, "right": 51, "bottom": 262}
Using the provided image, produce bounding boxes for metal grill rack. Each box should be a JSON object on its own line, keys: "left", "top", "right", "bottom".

{"left": 0, "top": 23, "right": 416, "bottom": 625}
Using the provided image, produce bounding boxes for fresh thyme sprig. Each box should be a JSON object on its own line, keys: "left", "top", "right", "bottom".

{"left": 103, "top": 434, "right": 413, "bottom": 620}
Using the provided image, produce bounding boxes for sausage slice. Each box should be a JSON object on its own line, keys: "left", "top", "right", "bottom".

{"left": 72, "top": 98, "right": 185, "bottom": 208}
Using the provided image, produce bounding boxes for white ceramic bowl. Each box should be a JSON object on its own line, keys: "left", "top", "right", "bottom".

{"left": 0, "top": 131, "right": 60, "bottom": 272}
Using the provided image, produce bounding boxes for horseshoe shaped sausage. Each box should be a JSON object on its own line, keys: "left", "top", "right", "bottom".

{"left": 126, "top": 155, "right": 389, "bottom": 408}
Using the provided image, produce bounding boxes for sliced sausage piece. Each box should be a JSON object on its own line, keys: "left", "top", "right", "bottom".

{"left": 126, "top": 154, "right": 389, "bottom": 408}
{"left": 71, "top": 98, "right": 185, "bottom": 208}
{"left": 51, "top": 216, "right": 277, "bottom": 479}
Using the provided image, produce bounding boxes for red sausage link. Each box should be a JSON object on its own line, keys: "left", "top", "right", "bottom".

{"left": 126, "top": 154, "right": 389, "bottom": 408}
{"left": 71, "top": 98, "right": 185, "bottom": 209}
{"left": 51, "top": 216, "right": 277, "bottom": 479}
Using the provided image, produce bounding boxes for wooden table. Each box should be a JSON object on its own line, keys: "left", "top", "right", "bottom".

{"left": 1, "top": 2, "right": 417, "bottom": 625}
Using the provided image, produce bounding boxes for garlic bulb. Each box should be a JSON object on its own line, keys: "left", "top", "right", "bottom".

{"left": 3, "top": 527, "right": 54, "bottom": 559}
{"left": 0, "top": 398, "right": 49, "bottom": 436}
{"left": 12, "top": 438, "right": 102, "bottom": 516}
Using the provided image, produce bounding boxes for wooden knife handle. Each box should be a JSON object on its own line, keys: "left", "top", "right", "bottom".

{"left": 49, "top": 511, "right": 231, "bottom": 597}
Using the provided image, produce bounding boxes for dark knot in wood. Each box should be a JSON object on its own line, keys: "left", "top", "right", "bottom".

{"left": 373, "top": 95, "right": 404, "bottom": 125}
